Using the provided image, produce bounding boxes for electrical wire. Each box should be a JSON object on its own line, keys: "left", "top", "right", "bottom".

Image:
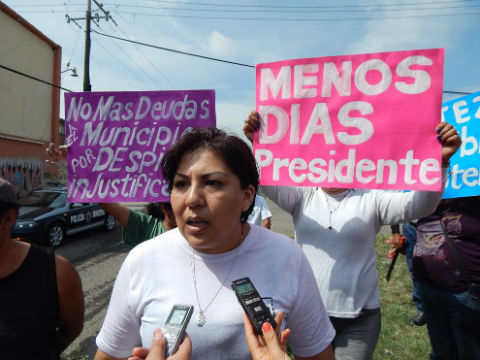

{"left": 0, "top": 61, "right": 473, "bottom": 96}
{"left": 99, "top": 2, "right": 480, "bottom": 14}
{"left": 94, "top": 25, "right": 161, "bottom": 90}
{"left": 92, "top": 30, "right": 474, "bottom": 95}
{"left": 107, "top": 11, "right": 176, "bottom": 89}
{"left": 92, "top": 29, "right": 255, "bottom": 68}
{"left": 12, "top": 0, "right": 478, "bottom": 10}
{"left": 90, "top": 33, "right": 156, "bottom": 90}
{"left": 443, "top": 90, "right": 473, "bottom": 95}
{"left": 136, "top": 0, "right": 479, "bottom": 9}
{"left": 103, "top": 9, "right": 480, "bottom": 21}
{"left": 0, "top": 64, "right": 72, "bottom": 92}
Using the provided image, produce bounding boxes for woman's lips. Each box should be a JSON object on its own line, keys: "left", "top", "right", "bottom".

{"left": 186, "top": 218, "right": 209, "bottom": 233}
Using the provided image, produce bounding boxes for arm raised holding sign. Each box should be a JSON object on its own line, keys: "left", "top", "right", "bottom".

{"left": 46, "top": 144, "right": 176, "bottom": 246}
{"left": 243, "top": 110, "right": 461, "bottom": 360}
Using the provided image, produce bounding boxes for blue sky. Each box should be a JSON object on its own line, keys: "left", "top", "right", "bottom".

{"left": 5, "top": 0, "right": 480, "bottom": 138}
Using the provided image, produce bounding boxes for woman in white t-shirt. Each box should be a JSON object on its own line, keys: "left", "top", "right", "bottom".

{"left": 94, "top": 128, "right": 335, "bottom": 360}
{"left": 243, "top": 111, "right": 461, "bottom": 360}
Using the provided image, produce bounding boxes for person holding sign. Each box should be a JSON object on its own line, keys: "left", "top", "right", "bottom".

{"left": 101, "top": 201, "right": 176, "bottom": 246}
{"left": 46, "top": 143, "right": 176, "bottom": 246}
{"left": 244, "top": 111, "right": 461, "bottom": 360}
{"left": 94, "top": 128, "right": 335, "bottom": 360}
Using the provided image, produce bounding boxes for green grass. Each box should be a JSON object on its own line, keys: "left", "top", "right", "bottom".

{"left": 374, "top": 233, "right": 431, "bottom": 360}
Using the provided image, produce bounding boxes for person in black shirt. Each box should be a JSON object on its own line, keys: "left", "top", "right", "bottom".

{"left": 0, "top": 178, "right": 84, "bottom": 359}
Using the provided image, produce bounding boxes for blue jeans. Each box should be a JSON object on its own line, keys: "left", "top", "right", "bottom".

{"left": 418, "top": 282, "right": 480, "bottom": 360}
{"left": 402, "top": 222, "right": 423, "bottom": 312}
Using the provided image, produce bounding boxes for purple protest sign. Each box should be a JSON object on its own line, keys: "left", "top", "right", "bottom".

{"left": 65, "top": 90, "right": 216, "bottom": 202}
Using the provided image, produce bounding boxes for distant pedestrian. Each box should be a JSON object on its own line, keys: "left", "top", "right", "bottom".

{"left": 388, "top": 222, "right": 425, "bottom": 326}
{"left": 247, "top": 194, "right": 272, "bottom": 229}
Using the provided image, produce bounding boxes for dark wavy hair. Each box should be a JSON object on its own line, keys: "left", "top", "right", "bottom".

{"left": 162, "top": 127, "right": 258, "bottom": 222}
{"left": 145, "top": 202, "right": 172, "bottom": 220}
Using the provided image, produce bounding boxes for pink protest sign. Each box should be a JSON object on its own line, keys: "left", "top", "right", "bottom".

{"left": 65, "top": 90, "right": 215, "bottom": 202}
{"left": 255, "top": 48, "right": 444, "bottom": 191}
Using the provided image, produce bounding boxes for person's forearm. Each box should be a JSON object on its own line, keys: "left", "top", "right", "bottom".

{"left": 58, "top": 326, "right": 82, "bottom": 352}
{"left": 260, "top": 185, "right": 299, "bottom": 215}
{"left": 406, "top": 167, "right": 447, "bottom": 220}
{"left": 380, "top": 168, "right": 447, "bottom": 225}
{"left": 390, "top": 224, "right": 400, "bottom": 234}
{"left": 100, "top": 203, "right": 130, "bottom": 228}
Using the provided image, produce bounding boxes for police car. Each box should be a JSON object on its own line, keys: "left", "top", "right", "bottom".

{"left": 11, "top": 186, "right": 116, "bottom": 247}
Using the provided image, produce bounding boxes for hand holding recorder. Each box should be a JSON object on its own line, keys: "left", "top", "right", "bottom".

{"left": 128, "top": 330, "right": 192, "bottom": 360}
{"left": 243, "top": 311, "right": 291, "bottom": 360}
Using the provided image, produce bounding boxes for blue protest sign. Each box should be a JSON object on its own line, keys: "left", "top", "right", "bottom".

{"left": 442, "top": 91, "right": 480, "bottom": 198}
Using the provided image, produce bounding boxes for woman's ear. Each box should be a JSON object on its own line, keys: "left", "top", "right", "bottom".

{"left": 241, "top": 185, "right": 256, "bottom": 212}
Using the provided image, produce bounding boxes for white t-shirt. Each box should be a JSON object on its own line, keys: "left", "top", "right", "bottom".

{"left": 262, "top": 173, "right": 445, "bottom": 318}
{"left": 247, "top": 195, "right": 272, "bottom": 226}
{"left": 96, "top": 225, "right": 335, "bottom": 359}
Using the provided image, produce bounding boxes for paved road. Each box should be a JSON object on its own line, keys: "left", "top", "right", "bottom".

{"left": 57, "top": 226, "right": 130, "bottom": 360}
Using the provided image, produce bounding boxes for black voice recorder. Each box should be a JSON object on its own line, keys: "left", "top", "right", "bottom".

{"left": 231, "top": 277, "right": 277, "bottom": 335}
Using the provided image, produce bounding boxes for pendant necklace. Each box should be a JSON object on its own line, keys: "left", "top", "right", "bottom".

{"left": 189, "top": 225, "right": 245, "bottom": 327}
{"left": 322, "top": 189, "right": 351, "bottom": 230}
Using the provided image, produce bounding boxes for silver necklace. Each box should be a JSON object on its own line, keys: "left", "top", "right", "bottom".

{"left": 322, "top": 189, "right": 351, "bottom": 230}
{"left": 189, "top": 227, "right": 245, "bottom": 327}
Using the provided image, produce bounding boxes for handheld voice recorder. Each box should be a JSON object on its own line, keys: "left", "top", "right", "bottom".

{"left": 231, "top": 277, "right": 276, "bottom": 335}
{"left": 162, "top": 304, "right": 194, "bottom": 357}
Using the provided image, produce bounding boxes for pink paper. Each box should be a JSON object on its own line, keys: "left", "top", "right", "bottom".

{"left": 255, "top": 48, "right": 444, "bottom": 191}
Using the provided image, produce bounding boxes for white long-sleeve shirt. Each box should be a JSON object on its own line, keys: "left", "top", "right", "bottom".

{"left": 261, "top": 170, "right": 446, "bottom": 318}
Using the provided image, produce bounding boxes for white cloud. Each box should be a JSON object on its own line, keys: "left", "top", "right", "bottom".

{"left": 204, "top": 31, "right": 235, "bottom": 58}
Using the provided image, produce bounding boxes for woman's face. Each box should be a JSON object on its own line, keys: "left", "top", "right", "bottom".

{"left": 170, "top": 148, "right": 255, "bottom": 254}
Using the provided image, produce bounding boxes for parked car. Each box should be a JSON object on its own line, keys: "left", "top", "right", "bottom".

{"left": 11, "top": 186, "right": 116, "bottom": 247}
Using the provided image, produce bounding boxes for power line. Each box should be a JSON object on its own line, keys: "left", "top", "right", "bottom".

{"left": 18, "top": 8, "right": 480, "bottom": 20}
{"left": 92, "top": 30, "right": 473, "bottom": 96}
{"left": 92, "top": 9, "right": 480, "bottom": 21}
{"left": 65, "top": 13, "right": 158, "bottom": 90}
{"left": 91, "top": 36, "right": 156, "bottom": 90}
{"left": 101, "top": 2, "right": 480, "bottom": 14}
{"left": 107, "top": 11, "right": 176, "bottom": 89}
{"left": 93, "top": 25, "right": 160, "bottom": 90}
{"left": 137, "top": 0, "right": 478, "bottom": 9}
{"left": 0, "top": 64, "right": 72, "bottom": 92}
{"left": 0, "top": 61, "right": 473, "bottom": 96}
{"left": 92, "top": 29, "right": 255, "bottom": 68}
{"left": 12, "top": 0, "right": 477, "bottom": 10}
{"left": 443, "top": 90, "right": 473, "bottom": 95}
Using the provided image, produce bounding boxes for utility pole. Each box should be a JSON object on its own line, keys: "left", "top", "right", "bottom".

{"left": 65, "top": 1, "right": 116, "bottom": 92}
{"left": 83, "top": 0, "right": 91, "bottom": 91}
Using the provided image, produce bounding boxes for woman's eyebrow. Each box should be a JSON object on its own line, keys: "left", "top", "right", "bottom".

{"left": 202, "top": 172, "right": 230, "bottom": 179}
{"left": 174, "top": 171, "right": 230, "bottom": 179}
{"left": 174, "top": 173, "right": 189, "bottom": 179}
